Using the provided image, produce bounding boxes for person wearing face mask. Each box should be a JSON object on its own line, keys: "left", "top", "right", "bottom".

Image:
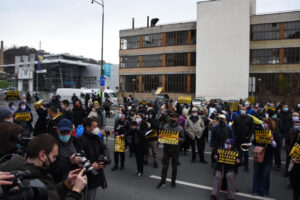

{"left": 278, "top": 103, "right": 292, "bottom": 176}
{"left": 125, "top": 110, "right": 137, "bottom": 158}
{"left": 78, "top": 117, "right": 109, "bottom": 200}
{"left": 268, "top": 109, "right": 283, "bottom": 171}
{"left": 129, "top": 114, "right": 149, "bottom": 176}
{"left": 72, "top": 100, "right": 87, "bottom": 129}
{"left": 61, "top": 100, "right": 73, "bottom": 122}
{"left": 156, "top": 113, "right": 184, "bottom": 189}
{"left": 50, "top": 119, "right": 83, "bottom": 184}
{"left": 0, "top": 134, "right": 88, "bottom": 200}
{"left": 210, "top": 115, "right": 234, "bottom": 169}
{"left": 185, "top": 107, "right": 206, "bottom": 163}
{"left": 232, "top": 105, "right": 254, "bottom": 172}
{"left": 33, "top": 100, "right": 48, "bottom": 136}
{"left": 48, "top": 105, "right": 64, "bottom": 138}
{"left": 13, "top": 101, "right": 34, "bottom": 137}
{"left": 8, "top": 102, "right": 17, "bottom": 114}
{"left": 111, "top": 113, "right": 127, "bottom": 171}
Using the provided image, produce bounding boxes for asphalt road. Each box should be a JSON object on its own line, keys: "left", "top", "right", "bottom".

{"left": 0, "top": 100, "right": 292, "bottom": 200}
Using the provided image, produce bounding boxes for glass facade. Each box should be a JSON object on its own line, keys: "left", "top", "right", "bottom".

{"left": 251, "top": 23, "right": 280, "bottom": 41}
{"left": 120, "top": 56, "right": 140, "bottom": 68}
{"left": 166, "top": 53, "right": 188, "bottom": 66}
{"left": 284, "top": 21, "right": 300, "bottom": 39}
{"left": 120, "top": 75, "right": 139, "bottom": 92}
{"left": 166, "top": 31, "right": 189, "bottom": 46}
{"left": 284, "top": 48, "right": 300, "bottom": 64}
{"left": 250, "top": 49, "right": 280, "bottom": 65}
{"left": 142, "top": 33, "right": 163, "bottom": 48}
{"left": 142, "top": 54, "right": 162, "bottom": 68}
{"left": 120, "top": 36, "right": 140, "bottom": 50}
{"left": 142, "top": 75, "right": 162, "bottom": 92}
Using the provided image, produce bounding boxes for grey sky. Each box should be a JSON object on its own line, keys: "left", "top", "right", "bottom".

{"left": 1, "top": 0, "right": 299, "bottom": 64}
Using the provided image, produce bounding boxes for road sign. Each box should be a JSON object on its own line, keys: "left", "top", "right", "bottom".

{"left": 100, "top": 76, "right": 105, "bottom": 86}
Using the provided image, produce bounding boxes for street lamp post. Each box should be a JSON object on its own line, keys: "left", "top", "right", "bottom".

{"left": 91, "top": 0, "right": 104, "bottom": 105}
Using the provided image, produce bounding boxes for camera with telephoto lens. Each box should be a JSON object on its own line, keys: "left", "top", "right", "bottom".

{"left": 0, "top": 170, "right": 47, "bottom": 200}
{"left": 98, "top": 155, "right": 111, "bottom": 165}
{"left": 74, "top": 152, "right": 98, "bottom": 176}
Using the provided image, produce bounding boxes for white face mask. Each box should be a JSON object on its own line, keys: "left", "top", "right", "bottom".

{"left": 136, "top": 118, "right": 142, "bottom": 124}
{"left": 21, "top": 105, "right": 26, "bottom": 110}
{"left": 240, "top": 110, "right": 246, "bottom": 115}
{"left": 11, "top": 106, "right": 16, "bottom": 110}
{"left": 192, "top": 113, "right": 198, "bottom": 117}
{"left": 92, "top": 127, "right": 100, "bottom": 135}
{"left": 61, "top": 105, "right": 65, "bottom": 110}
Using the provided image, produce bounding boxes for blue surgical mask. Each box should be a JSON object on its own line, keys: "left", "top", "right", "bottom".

{"left": 59, "top": 135, "right": 71, "bottom": 143}
{"left": 294, "top": 126, "right": 300, "bottom": 132}
{"left": 272, "top": 115, "right": 277, "bottom": 119}
{"left": 283, "top": 107, "right": 288, "bottom": 112}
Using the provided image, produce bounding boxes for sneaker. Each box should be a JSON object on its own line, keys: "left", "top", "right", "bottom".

{"left": 111, "top": 166, "right": 118, "bottom": 171}
{"left": 153, "top": 162, "right": 158, "bottom": 168}
{"left": 171, "top": 180, "right": 176, "bottom": 188}
{"left": 156, "top": 182, "right": 166, "bottom": 189}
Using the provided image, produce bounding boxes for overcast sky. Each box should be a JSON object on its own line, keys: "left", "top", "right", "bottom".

{"left": 1, "top": 0, "right": 299, "bottom": 64}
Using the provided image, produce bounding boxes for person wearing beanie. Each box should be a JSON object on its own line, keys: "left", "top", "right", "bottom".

{"left": 0, "top": 106, "right": 12, "bottom": 123}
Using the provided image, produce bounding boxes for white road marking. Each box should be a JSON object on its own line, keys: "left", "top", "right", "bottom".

{"left": 149, "top": 175, "right": 276, "bottom": 200}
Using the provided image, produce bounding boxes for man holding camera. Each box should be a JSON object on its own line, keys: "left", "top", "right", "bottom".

{"left": 0, "top": 134, "right": 87, "bottom": 200}
{"left": 78, "top": 117, "right": 110, "bottom": 200}
{"left": 50, "top": 119, "right": 83, "bottom": 183}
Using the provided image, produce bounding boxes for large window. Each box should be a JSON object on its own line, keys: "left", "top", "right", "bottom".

{"left": 120, "top": 56, "right": 139, "bottom": 68}
{"left": 166, "top": 53, "right": 188, "bottom": 66}
{"left": 120, "top": 36, "right": 140, "bottom": 50}
{"left": 284, "top": 21, "right": 300, "bottom": 39}
{"left": 191, "top": 30, "right": 196, "bottom": 44}
{"left": 142, "top": 33, "right": 163, "bottom": 48}
{"left": 251, "top": 23, "right": 280, "bottom": 41}
{"left": 165, "top": 74, "right": 188, "bottom": 93}
{"left": 166, "top": 31, "right": 188, "bottom": 46}
{"left": 284, "top": 48, "right": 300, "bottom": 64}
{"left": 142, "top": 75, "right": 162, "bottom": 92}
{"left": 120, "top": 75, "right": 139, "bottom": 92}
{"left": 191, "top": 74, "right": 195, "bottom": 93}
{"left": 250, "top": 49, "right": 280, "bottom": 65}
{"left": 142, "top": 54, "right": 162, "bottom": 68}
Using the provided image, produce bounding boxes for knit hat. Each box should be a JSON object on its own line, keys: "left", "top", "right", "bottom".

{"left": 0, "top": 106, "right": 12, "bottom": 122}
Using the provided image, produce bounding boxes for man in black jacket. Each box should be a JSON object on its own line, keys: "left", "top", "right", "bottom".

{"left": 0, "top": 134, "right": 87, "bottom": 200}
{"left": 48, "top": 105, "right": 63, "bottom": 138}
{"left": 78, "top": 117, "right": 110, "bottom": 200}
{"left": 61, "top": 100, "right": 73, "bottom": 122}
{"left": 232, "top": 106, "right": 254, "bottom": 172}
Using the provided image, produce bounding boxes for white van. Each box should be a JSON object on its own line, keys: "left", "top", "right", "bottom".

{"left": 90, "top": 89, "right": 118, "bottom": 107}
{"left": 56, "top": 88, "right": 93, "bottom": 103}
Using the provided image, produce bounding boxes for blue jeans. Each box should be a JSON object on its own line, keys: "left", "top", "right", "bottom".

{"left": 252, "top": 157, "right": 273, "bottom": 196}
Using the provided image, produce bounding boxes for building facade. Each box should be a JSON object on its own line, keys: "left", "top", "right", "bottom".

{"left": 119, "top": 0, "right": 300, "bottom": 101}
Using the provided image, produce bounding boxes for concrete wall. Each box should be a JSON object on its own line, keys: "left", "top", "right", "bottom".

{"left": 196, "top": 0, "right": 252, "bottom": 100}
{"left": 251, "top": 11, "right": 300, "bottom": 24}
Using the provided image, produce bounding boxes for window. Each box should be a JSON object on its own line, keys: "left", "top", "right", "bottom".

{"left": 165, "top": 74, "right": 188, "bottom": 93}
{"left": 142, "top": 33, "right": 163, "bottom": 48}
{"left": 284, "top": 21, "right": 300, "bottom": 39}
{"left": 142, "top": 54, "right": 162, "bottom": 68}
{"left": 120, "top": 36, "right": 140, "bottom": 50}
{"left": 142, "top": 75, "right": 162, "bottom": 92}
{"left": 284, "top": 48, "right": 300, "bottom": 64}
{"left": 166, "top": 31, "right": 188, "bottom": 46}
{"left": 166, "top": 53, "right": 188, "bottom": 66}
{"left": 250, "top": 49, "right": 280, "bottom": 65}
{"left": 120, "top": 56, "right": 139, "bottom": 68}
{"left": 251, "top": 23, "right": 280, "bottom": 41}
{"left": 120, "top": 75, "right": 139, "bottom": 92}
{"left": 191, "top": 74, "right": 195, "bottom": 93}
{"left": 191, "top": 52, "right": 196, "bottom": 66}
{"left": 191, "top": 30, "right": 196, "bottom": 44}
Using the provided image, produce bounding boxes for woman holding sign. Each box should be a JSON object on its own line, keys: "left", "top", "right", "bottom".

{"left": 13, "top": 101, "right": 33, "bottom": 137}
{"left": 252, "top": 118, "right": 279, "bottom": 197}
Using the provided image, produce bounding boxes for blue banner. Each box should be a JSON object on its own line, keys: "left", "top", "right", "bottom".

{"left": 104, "top": 63, "right": 111, "bottom": 78}
{"left": 100, "top": 76, "right": 105, "bottom": 86}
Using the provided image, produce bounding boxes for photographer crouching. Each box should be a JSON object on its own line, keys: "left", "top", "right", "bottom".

{"left": 0, "top": 134, "right": 87, "bottom": 200}
{"left": 78, "top": 117, "right": 110, "bottom": 200}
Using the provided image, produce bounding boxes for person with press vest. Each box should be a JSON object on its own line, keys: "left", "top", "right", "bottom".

{"left": 156, "top": 113, "right": 184, "bottom": 189}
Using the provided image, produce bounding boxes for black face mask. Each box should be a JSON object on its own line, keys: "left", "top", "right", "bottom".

{"left": 42, "top": 154, "right": 54, "bottom": 170}
{"left": 170, "top": 119, "right": 177, "bottom": 124}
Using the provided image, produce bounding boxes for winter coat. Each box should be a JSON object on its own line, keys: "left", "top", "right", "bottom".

{"left": 34, "top": 108, "right": 48, "bottom": 136}
{"left": 162, "top": 122, "right": 184, "bottom": 152}
{"left": 72, "top": 107, "right": 87, "bottom": 126}
{"left": 184, "top": 115, "right": 205, "bottom": 140}
{"left": 232, "top": 114, "right": 255, "bottom": 144}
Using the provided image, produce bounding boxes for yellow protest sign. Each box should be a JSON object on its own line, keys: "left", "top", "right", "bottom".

{"left": 6, "top": 91, "right": 20, "bottom": 100}
{"left": 265, "top": 105, "right": 275, "bottom": 111}
{"left": 145, "top": 129, "right": 158, "bottom": 139}
{"left": 217, "top": 149, "right": 239, "bottom": 165}
{"left": 229, "top": 102, "right": 239, "bottom": 111}
{"left": 290, "top": 143, "right": 300, "bottom": 160}
{"left": 246, "top": 96, "right": 255, "bottom": 104}
{"left": 178, "top": 96, "right": 191, "bottom": 104}
{"left": 114, "top": 136, "right": 125, "bottom": 152}
{"left": 158, "top": 130, "right": 179, "bottom": 145}
{"left": 155, "top": 87, "right": 163, "bottom": 95}
{"left": 255, "top": 130, "right": 271, "bottom": 144}
{"left": 15, "top": 112, "right": 31, "bottom": 121}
